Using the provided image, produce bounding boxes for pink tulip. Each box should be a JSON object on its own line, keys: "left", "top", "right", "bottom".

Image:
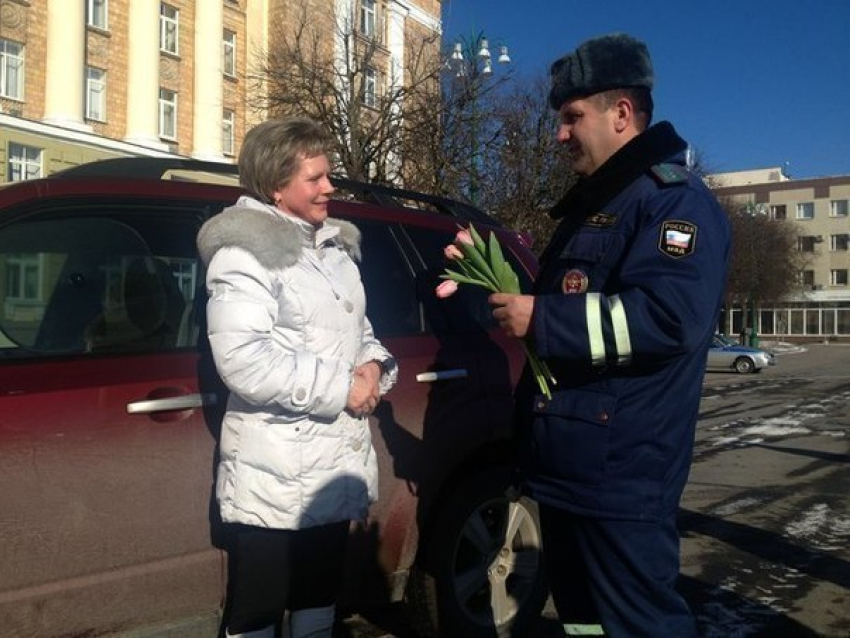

{"left": 455, "top": 229, "right": 474, "bottom": 246}
{"left": 444, "top": 244, "right": 464, "bottom": 261}
{"left": 435, "top": 280, "right": 459, "bottom": 299}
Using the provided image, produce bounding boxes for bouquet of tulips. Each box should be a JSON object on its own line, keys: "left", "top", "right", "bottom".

{"left": 436, "top": 224, "right": 556, "bottom": 399}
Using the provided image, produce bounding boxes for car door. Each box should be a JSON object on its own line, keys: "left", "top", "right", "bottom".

{"left": 336, "top": 215, "right": 530, "bottom": 607}
{"left": 0, "top": 197, "right": 226, "bottom": 635}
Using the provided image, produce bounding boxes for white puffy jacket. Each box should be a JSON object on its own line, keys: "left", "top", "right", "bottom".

{"left": 197, "top": 196, "right": 397, "bottom": 529}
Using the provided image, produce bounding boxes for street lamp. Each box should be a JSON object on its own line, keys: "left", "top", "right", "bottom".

{"left": 447, "top": 33, "right": 511, "bottom": 205}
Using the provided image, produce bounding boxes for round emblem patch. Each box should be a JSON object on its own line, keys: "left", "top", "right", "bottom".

{"left": 562, "top": 269, "right": 589, "bottom": 294}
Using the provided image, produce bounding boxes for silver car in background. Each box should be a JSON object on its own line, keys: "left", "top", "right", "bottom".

{"left": 707, "top": 334, "right": 777, "bottom": 373}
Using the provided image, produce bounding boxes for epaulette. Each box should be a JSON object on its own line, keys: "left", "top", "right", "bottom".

{"left": 650, "top": 163, "right": 689, "bottom": 185}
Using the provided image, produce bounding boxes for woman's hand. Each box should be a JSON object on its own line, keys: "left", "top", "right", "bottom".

{"left": 346, "top": 362, "right": 382, "bottom": 418}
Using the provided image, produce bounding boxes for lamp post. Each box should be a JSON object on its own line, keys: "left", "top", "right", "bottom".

{"left": 447, "top": 33, "right": 511, "bottom": 205}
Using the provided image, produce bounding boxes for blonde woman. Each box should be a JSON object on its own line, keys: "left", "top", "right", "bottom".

{"left": 197, "top": 117, "right": 396, "bottom": 638}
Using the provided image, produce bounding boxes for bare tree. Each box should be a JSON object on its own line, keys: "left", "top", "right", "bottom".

{"left": 720, "top": 199, "right": 802, "bottom": 331}
{"left": 476, "top": 76, "right": 574, "bottom": 252}
{"left": 248, "top": 0, "right": 444, "bottom": 185}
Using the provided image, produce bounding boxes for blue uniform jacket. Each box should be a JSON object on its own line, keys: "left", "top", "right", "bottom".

{"left": 519, "top": 122, "right": 731, "bottom": 521}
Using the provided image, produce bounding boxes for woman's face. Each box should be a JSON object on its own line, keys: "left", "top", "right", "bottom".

{"left": 272, "top": 154, "right": 335, "bottom": 225}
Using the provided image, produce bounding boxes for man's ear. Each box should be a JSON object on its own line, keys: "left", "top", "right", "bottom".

{"left": 612, "top": 98, "right": 633, "bottom": 133}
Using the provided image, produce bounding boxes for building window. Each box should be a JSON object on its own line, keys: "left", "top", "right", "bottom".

{"left": 770, "top": 204, "right": 786, "bottom": 220}
{"left": 796, "top": 202, "right": 814, "bottom": 220}
{"left": 223, "top": 30, "right": 236, "bottom": 77}
{"left": 8, "top": 143, "right": 42, "bottom": 182}
{"left": 0, "top": 39, "right": 24, "bottom": 100}
{"left": 160, "top": 4, "right": 179, "bottom": 55}
{"left": 831, "top": 269, "right": 848, "bottom": 286}
{"left": 360, "top": 0, "right": 377, "bottom": 38}
{"left": 363, "top": 67, "right": 377, "bottom": 107}
{"left": 159, "top": 89, "right": 177, "bottom": 139}
{"left": 223, "top": 109, "right": 235, "bottom": 156}
{"left": 797, "top": 236, "right": 819, "bottom": 252}
{"left": 85, "top": 67, "right": 106, "bottom": 121}
{"left": 5, "top": 253, "right": 42, "bottom": 303}
{"left": 831, "top": 199, "right": 849, "bottom": 217}
{"left": 86, "top": 0, "right": 108, "bottom": 29}
{"left": 799, "top": 270, "right": 815, "bottom": 287}
{"left": 832, "top": 234, "right": 849, "bottom": 252}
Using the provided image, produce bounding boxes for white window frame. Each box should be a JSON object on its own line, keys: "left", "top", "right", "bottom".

{"left": 223, "top": 30, "right": 237, "bottom": 77}
{"left": 86, "top": 0, "right": 108, "bottom": 29}
{"left": 160, "top": 4, "right": 179, "bottom": 55}
{"left": 797, "top": 236, "right": 817, "bottom": 253}
{"left": 830, "top": 269, "right": 848, "bottom": 286}
{"left": 831, "top": 234, "right": 849, "bottom": 252}
{"left": 8, "top": 143, "right": 43, "bottom": 182}
{"left": 363, "top": 67, "right": 377, "bottom": 107}
{"left": 5, "top": 253, "right": 43, "bottom": 303}
{"left": 796, "top": 202, "right": 814, "bottom": 220}
{"left": 770, "top": 204, "right": 787, "bottom": 220}
{"left": 799, "top": 270, "right": 815, "bottom": 287}
{"left": 0, "top": 39, "right": 24, "bottom": 100}
{"left": 223, "top": 109, "right": 235, "bottom": 156}
{"left": 159, "top": 88, "right": 177, "bottom": 139}
{"left": 360, "top": 0, "right": 376, "bottom": 38}
{"left": 830, "top": 199, "right": 849, "bottom": 217}
{"left": 85, "top": 67, "right": 106, "bottom": 122}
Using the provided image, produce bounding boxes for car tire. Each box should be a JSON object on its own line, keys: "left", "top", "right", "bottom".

{"left": 407, "top": 466, "right": 548, "bottom": 638}
{"left": 734, "top": 356, "right": 755, "bottom": 374}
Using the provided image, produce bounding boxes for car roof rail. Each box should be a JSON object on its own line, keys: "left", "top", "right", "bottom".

{"left": 50, "top": 157, "right": 498, "bottom": 225}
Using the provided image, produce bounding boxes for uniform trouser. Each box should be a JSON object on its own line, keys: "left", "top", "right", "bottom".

{"left": 220, "top": 521, "right": 349, "bottom": 636}
{"left": 539, "top": 504, "right": 697, "bottom": 637}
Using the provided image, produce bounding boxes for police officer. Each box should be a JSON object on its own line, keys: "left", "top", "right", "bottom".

{"left": 490, "top": 34, "right": 730, "bottom": 636}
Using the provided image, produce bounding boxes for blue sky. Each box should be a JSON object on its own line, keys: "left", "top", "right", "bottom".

{"left": 442, "top": 0, "right": 850, "bottom": 179}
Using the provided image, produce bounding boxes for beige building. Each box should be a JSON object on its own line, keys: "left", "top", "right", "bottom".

{"left": 712, "top": 167, "right": 850, "bottom": 340}
{"left": 0, "top": 0, "right": 441, "bottom": 180}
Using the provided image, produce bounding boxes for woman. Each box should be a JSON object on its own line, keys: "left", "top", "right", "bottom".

{"left": 197, "top": 117, "right": 397, "bottom": 638}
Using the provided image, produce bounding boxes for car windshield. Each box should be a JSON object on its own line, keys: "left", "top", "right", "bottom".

{"left": 714, "top": 334, "right": 738, "bottom": 347}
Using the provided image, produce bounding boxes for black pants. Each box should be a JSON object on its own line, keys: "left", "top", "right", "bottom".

{"left": 540, "top": 504, "right": 697, "bottom": 637}
{"left": 221, "top": 521, "right": 350, "bottom": 634}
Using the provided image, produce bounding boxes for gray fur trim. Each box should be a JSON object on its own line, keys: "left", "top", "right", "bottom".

{"left": 196, "top": 206, "right": 362, "bottom": 269}
{"left": 549, "top": 33, "right": 653, "bottom": 110}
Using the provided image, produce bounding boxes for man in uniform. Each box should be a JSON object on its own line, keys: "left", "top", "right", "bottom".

{"left": 490, "top": 34, "right": 730, "bottom": 636}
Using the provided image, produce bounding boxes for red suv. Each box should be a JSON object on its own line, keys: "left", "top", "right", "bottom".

{"left": 0, "top": 158, "right": 546, "bottom": 637}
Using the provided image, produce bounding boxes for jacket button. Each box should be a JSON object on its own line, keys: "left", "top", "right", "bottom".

{"left": 598, "top": 412, "right": 609, "bottom": 422}
{"left": 344, "top": 301, "right": 354, "bottom": 313}
{"left": 295, "top": 388, "right": 306, "bottom": 401}
{"left": 351, "top": 440, "right": 362, "bottom": 451}
{"left": 536, "top": 400, "right": 547, "bottom": 410}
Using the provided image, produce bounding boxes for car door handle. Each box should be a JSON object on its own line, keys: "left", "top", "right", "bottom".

{"left": 126, "top": 393, "right": 218, "bottom": 414}
{"left": 415, "top": 369, "right": 468, "bottom": 382}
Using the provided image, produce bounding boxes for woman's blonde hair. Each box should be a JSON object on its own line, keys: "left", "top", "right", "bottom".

{"left": 238, "top": 117, "right": 332, "bottom": 203}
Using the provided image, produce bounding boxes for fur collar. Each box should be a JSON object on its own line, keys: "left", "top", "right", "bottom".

{"left": 197, "top": 205, "right": 362, "bottom": 269}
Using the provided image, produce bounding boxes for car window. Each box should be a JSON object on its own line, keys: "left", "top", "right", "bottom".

{"left": 353, "top": 220, "right": 421, "bottom": 337}
{"left": 0, "top": 204, "right": 206, "bottom": 358}
{"left": 403, "top": 225, "right": 532, "bottom": 335}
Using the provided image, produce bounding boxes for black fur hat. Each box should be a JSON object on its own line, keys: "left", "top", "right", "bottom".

{"left": 548, "top": 34, "right": 654, "bottom": 110}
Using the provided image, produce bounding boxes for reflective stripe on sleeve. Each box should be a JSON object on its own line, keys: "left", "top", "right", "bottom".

{"left": 608, "top": 294, "right": 632, "bottom": 365}
{"left": 564, "top": 623, "right": 605, "bottom": 636}
{"left": 586, "top": 292, "right": 605, "bottom": 366}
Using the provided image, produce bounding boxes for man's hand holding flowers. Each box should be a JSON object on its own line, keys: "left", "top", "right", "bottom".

{"left": 435, "top": 225, "right": 556, "bottom": 399}
{"left": 489, "top": 292, "right": 535, "bottom": 339}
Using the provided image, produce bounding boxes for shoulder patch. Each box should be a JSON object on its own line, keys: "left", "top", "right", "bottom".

{"left": 658, "top": 220, "right": 697, "bottom": 258}
{"left": 650, "top": 163, "right": 689, "bottom": 185}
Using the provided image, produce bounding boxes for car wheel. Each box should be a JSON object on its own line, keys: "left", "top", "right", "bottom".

{"left": 408, "top": 466, "right": 548, "bottom": 638}
{"left": 734, "top": 357, "right": 755, "bottom": 373}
